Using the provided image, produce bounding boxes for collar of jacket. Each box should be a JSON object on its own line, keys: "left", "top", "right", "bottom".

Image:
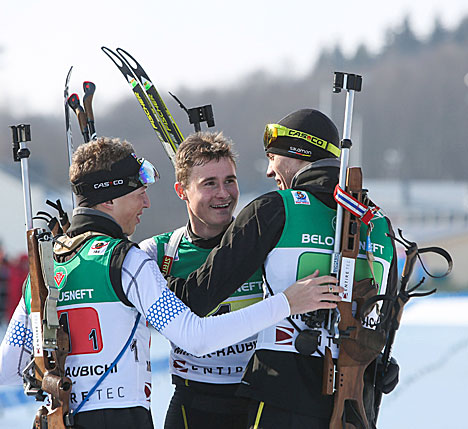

{"left": 66, "top": 207, "right": 126, "bottom": 239}
{"left": 291, "top": 158, "right": 340, "bottom": 209}
{"left": 186, "top": 220, "right": 230, "bottom": 250}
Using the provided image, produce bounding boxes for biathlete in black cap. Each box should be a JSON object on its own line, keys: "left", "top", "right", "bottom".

{"left": 167, "top": 109, "right": 400, "bottom": 428}
{"left": 0, "top": 136, "right": 343, "bottom": 429}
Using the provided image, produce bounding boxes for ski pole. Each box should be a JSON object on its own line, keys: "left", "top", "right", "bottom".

{"left": 83, "top": 81, "right": 97, "bottom": 140}
{"left": 68, "top": 93, "right": 90, "bottom": 143}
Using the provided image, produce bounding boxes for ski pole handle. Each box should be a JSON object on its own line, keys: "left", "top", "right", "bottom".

{"left": 83, "top": 81, "right": 97, "bottom": 140}
{"left": 68, "top": 94, "right": 90, "bottom": 142}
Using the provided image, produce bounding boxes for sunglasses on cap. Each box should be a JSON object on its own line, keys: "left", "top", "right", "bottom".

{"left": 263, "top": 124, "right": 341, "bottom": 158}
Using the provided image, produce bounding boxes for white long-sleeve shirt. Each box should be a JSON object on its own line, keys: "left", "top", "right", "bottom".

{"left": 0, "top": 246, "right": 289, "bottom": 412}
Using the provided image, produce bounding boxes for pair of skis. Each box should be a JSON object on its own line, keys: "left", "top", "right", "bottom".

{"left": 101, "top": 47, "right": 184, "bottom": 167}
{"left": 101, "top": 47, "right": 216, "bottom": 167}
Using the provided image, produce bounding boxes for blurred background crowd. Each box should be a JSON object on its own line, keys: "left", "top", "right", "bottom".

{"left": 0, "top": 244, "right": 28, "bottom": 323}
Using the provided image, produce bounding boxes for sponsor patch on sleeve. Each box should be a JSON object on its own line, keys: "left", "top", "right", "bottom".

{"left": 88, "top": 241, "right": 110, "bottom": 256}
{"left": 291, "top": 190, "right": 310, "bottom": 205}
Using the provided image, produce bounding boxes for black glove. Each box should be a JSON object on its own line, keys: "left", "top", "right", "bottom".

{"left": 376, "top": 355, "right": 399, "bottom": 394}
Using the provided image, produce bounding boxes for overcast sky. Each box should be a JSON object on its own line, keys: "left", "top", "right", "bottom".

{"left": 1, "top": 0, "right": 467, "bottom": 117}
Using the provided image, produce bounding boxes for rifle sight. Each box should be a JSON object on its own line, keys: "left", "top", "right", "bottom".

{"left": 333, "top": 72, "right": 362, "bottom": 93}
{"left": 10, "top": 124, "right": 31, "bottom": 162}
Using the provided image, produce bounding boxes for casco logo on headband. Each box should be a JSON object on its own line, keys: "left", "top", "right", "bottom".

{"left": 93, "top": 179, "right": 125, "bottom": 189}
{"left": 287, "top": 130, "right": 328, "bottom": 149}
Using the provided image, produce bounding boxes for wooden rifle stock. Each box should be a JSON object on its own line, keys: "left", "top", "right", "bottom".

{"left": 325, "top": 168, "right": 385, "bottom": 429}
{"left": 27, "top": 230, "right": 72, "bottom": 428}
{"left": 27, "top": 229, "right": 48, "bottom": 381}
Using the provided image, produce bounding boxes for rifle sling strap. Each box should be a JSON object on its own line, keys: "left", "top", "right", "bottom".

{"left": 365, "top": 223, "right": 378, "bottom": 288}
{"left": 39, "top": 235, "right": 60, "bottom": 349}
{"left": 53, "top": 231, "right": 110, "bottom": 255}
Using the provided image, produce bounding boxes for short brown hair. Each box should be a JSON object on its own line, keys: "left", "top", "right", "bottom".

{"left": 175, "top": 132, "right": 237, "bottom": 186}
{"left": 69, "top": 137, "right": 134, "bottom": 183}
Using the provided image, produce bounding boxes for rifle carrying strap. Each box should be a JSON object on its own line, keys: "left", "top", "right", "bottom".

{"left": 364, "top": 223, "right": 378, "bottom": 287}
{"left": 53, "top": 231, "right": 110, "bottom": 255}
{"left": 161, "top": 226, "right": 186, "bottom": 276}
{"left": 38, "top": 235, "right": 60, "bottom": 349}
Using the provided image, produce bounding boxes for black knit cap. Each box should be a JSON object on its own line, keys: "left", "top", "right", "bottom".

{"left": 265, "top": 109, "right": 340, "bottom": 162}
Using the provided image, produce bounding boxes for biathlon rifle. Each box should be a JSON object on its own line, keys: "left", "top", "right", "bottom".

{"left": 11, "top": 124, "right": 72, "bottom": 428}
{"left": 320, "top": 75, "right": 453, "bottom": 429}
{"left": 34, "top": 199, "right": 71, "bottom": 236}
{"left": 318, "top": 73, "right": 386, "bottom": 429}
{"left": 169, "top": 91, "right": 215, "bottom": 133}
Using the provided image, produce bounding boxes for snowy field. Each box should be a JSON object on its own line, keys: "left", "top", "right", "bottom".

{"left": 1, "top": 293, "right": 467, "bottom": 428}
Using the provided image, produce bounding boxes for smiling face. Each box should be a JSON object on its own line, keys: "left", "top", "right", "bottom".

{"left": 175, "top": 157, "right": 239, "bottom": 239}
{"left": 107, "top": 186, "right": 151, "bottom": 236}
{"left": 266, "top": 153, "right": 308, "bottom": 190}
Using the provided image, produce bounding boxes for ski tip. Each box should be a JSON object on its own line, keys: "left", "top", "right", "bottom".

{"left": 101, "top": 46, "right": 124, "bottom": 68}
{"left": 65, "top": 66, "right": 73, "bottom": 85}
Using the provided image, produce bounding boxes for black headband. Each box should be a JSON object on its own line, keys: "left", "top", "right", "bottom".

{"left": 71, "top": 154, "right": 143, "bottom": 207}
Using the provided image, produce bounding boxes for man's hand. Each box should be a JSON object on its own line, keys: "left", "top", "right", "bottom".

{"left": 283, "top": 270, "right": 343, "bottom": 315}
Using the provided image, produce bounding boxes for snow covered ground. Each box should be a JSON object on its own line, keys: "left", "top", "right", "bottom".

{"left": 1, "top": 293, "right": 467, "bottom": 428}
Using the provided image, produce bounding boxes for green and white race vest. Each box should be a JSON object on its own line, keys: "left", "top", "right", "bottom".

{"left": 258, "top": 190, "right": 394, "bottom": 359}
{"left": 25, "top": 235, "right": 151, "bottom": 413}
{"left": 153, "top": 230, "right": 263, "bottom": 384}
